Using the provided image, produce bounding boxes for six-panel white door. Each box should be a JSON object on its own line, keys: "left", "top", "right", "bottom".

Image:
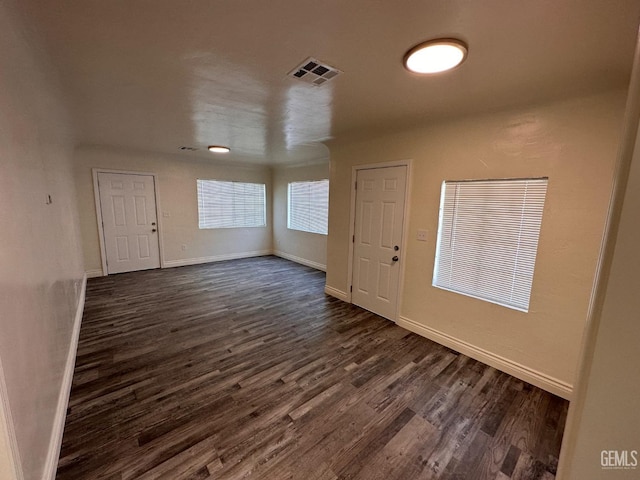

{"left": 352, "top": 166, "right": 407, "bottom": 321}
{"left": 98, "top": 172, "right": 161, "bottom": 274}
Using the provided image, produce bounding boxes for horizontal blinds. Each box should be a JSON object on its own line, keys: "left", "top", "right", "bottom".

{"left": 197, "top": 180, "right": 266, "bottom": 229}
{"left": 433, "top": 178, "right": 548, "bottom": 312}
{"left": 288, "top": 180, "right": 329, "bottom": 235}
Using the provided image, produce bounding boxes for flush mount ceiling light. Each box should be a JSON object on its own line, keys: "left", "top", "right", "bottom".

{"left": 403, "top": 38, "right": 468, "bottom": 74}
{"left": 208, "top": 145, "right": 230, "bottom": 153}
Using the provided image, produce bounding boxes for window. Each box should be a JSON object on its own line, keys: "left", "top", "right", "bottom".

{"left": 288, "top": 180, "right": 329, "bottom": 235}
{"left": 432, "top": 178, "right": 548, "bottom": 312}
{"left": 197, "top": 179, "right": 266, "bottom": 229}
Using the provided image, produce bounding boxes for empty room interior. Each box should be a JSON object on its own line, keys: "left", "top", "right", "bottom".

{"left": 1, "top": 1, "right": 640, "bottom": 480}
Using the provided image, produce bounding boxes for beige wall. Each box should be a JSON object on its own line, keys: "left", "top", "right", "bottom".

{"left": 0, "top": 1, "right": 85, "bottom": 478}
{"left": 559, "top": 41, "right": 640, "bottom": 479}
{"left": 273, "top": 163, "right": 329, "bottom": 270}
{"left": 326, "top": 90, "right": 626, "bottom": 396}
{"left": 563, "top": 100, "right": 640, "bottom": 480}
{"left": 74, "top": 146, "right": 274, "bottom": 274}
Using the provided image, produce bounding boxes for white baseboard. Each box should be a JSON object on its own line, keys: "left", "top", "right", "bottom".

{"left": 397, "top": 315, "right": 573, "bottom": 400}
{"left": 273, "top": 251, "right": 326, "bottom": 272}
{"left": 163, "top": 250, "right": 272, "bottom": 268}
{"left": 85, "top": 269, "right": 103, "bottom": 278}
{"left": 324, "top": 285, "right": 349, "bottom": 302}
{"left": 43, "top": 274, "right": 87, "bottom": 480}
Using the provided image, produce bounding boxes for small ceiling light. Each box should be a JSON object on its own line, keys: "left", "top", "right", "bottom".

{"left": 404, "top": 38, "right": 468, "bottom": 74}
{"left": 208, "top": 145, "right": 230, "bottom": 153}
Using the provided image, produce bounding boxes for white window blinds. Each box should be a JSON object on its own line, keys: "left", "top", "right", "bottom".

{"left": 197, "top": 180, "right": 266, "bottom": 229}
{"left": 432, "top": 178, "right": 548, "bottom": 312}
{"left": 288, "top": 180, "right": 329, "bottom": 235}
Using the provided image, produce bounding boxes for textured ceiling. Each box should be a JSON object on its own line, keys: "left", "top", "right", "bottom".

{"left": 18, "top": 0, "right": 640, "bottom": 165}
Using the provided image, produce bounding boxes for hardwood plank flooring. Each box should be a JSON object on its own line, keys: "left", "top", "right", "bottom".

{"left": 57, "top": 256, "right": 568, "bottom": 480}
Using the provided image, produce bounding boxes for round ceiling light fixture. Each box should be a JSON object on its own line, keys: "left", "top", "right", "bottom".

{"left": 208, "top": 145, "right": 230, "bottom": 153}
{"left": 403, "top": 38, "right": 468, "bottom": 74}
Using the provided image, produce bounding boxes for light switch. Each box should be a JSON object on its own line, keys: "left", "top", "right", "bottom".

{"left": 163, "top": 212, "right": 170, "bottom": 217}
{"left": 417, "top": 229, "right": 428, "bottom": 241}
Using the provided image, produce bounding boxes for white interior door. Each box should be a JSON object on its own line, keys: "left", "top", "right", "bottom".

{"left": 98, "top": 172, "right": 161, "bottom": 274}
{"left": 352, "top": 165, "right": 407, "bottom": 321}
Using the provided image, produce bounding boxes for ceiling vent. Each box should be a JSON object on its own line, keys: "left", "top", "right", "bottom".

{"left": 288, "top": 57, "right": 342, "bottom": 86}
{"left": 178, "top": 146, "right": 198, "bottom": 152}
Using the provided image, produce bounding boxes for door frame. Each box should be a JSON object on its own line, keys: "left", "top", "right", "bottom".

{"left": 346, "top": 160, "right": 412, "bottom": 321}
{"left": 92, "top": 168, "right": 166, "bottom": 276}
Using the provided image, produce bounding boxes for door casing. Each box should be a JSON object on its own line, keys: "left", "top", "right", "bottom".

{"left": 347, "top": 160, "right": 412, "bottom": 321}
{"left": 92, "top": 168, "right": 166, "bottom": 276}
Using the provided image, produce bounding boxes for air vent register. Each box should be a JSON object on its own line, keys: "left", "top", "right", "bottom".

{"left": 288, "top": 57, "right": 342, "bottom": 86}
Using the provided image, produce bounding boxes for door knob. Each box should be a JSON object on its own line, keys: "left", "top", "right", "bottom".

{"left": 152, "top": 229, "right": 157, "bottom": 233}
{"left": 392, "top": 256, "right": 399, "bottom": 262}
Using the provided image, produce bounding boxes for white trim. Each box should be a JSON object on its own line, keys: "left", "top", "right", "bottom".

{"left": 397, "top": 315, "right": 573, "bottom": 400}
{"left": 92, "top": 168, "right": 165, "bottom": 276}
{"left": 0, "top": 355, "right": 24, "bottom": 480}
{"left": 273, "top": 251, "right": 326, "bottom": 271}
{"left": 162, "top": 250, "right": 272, "bottom": 268}
{"left": 92, "top": 169, "right": 108, "bottom": 276}
{"left": 347, "top": 160, "right": 413, "bottom": 319}
{"left": 324, "top": 285, "right": 349, "bottom": 302}
{"left": 43, "top": 274, "right": 87, "bottom": 480}
{"left": 85, "top": 269, "right": 103, "bottom": 278}
{"left": 345, "top": 171, "right": 356, "bottom": 303}
{"left": 152, "top": 175, "right": 167, "bottom": 270}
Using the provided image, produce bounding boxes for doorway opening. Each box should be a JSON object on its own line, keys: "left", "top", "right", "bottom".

{"left": 93, "top": 169, "right": 163, "bottom": 275}
{"left": 348, "top": 161, "right": 411, "bottom": 321}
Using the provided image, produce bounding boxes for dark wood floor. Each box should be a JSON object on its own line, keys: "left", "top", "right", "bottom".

{"left": 57, "top": 256, "right": 568, "bottom": 480}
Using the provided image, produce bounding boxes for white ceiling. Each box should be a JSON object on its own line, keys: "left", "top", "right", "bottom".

{"left": 18, "top": 0, "right": 640, "bottom": 165}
